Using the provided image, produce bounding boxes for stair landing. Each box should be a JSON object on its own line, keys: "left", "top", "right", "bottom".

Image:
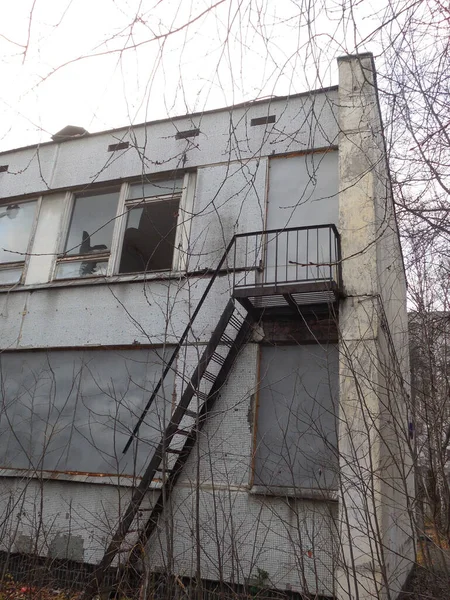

{"left": 233, "top": 280, "right": 339, "bottom": 317}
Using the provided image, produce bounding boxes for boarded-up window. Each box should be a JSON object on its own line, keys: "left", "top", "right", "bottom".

{"left": 254, "top": 344, "right": 338, "bottom": 490}
{"left": 0, "top": 349, "right": 174, "bottom": 477}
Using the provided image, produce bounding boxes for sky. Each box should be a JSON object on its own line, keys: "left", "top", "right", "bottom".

{"left": 0, "top": 0, "right": 382, "bottom": 152}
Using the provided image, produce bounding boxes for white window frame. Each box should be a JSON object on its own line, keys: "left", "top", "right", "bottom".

{"left": 110, "top": 172, "right": 194, "bottom": 277}
{"left": 53, "top": 186, "right": 121, "bottom": 280}
{"left": 53, "top": 172, "right": 194, "bottom": 281}
{"left": 0, "top": 196, "right": 41, "bottom": 286}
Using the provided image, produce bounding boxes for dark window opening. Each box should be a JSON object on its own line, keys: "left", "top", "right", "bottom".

{"left": 251, "top": 115, "right": 276, "bottom": 126}
{"left": 175, "top": 129, "right": 200, "bottom": 140}
{"left": 119, "top": 197, "right": 180, "bottom": 274}
{"left": 108, "top": 141, "right": 129, "bottom": 152}
{"left": 0, "top": 165, "right": 8, "bottom": 173}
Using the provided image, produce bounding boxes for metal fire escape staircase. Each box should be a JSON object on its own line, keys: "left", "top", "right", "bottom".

{"left": 84, "top": 224, "right": 341, "bottom": 598}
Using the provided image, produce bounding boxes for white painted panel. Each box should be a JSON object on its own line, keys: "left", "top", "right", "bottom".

{"left": 0, "top": 144, "right": 58, "bottom": 198}
{"left": 18, "top": 282, "right": 173, "bottom": 347}
{"left": 148, "top": 486, "right": 337, "bottom": 595}
{"left": 25, "top": 192, "right": 66, "bottom": 285}
{"left": 0, "top": 292, "right": 28, "bottom": 349}
{"left": 0, "top": 476, "right": 159, "bottom": 564}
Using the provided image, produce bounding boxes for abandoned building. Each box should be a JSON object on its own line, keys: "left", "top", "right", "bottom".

{"left": 0, "top": 54, "right": 414, "bottom": 599}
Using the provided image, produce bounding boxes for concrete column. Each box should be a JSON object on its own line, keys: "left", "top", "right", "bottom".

{"left": 336, "top": 54, "right": 413, "bottom": 600}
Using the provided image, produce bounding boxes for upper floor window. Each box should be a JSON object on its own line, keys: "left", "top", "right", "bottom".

{"left": 119, "top": 179, "right": 182, "bottom": 274}
{"left": 55, "top": 188, "right": 120, "bottom": 279}
{"left": 0, "top": 199, "right": 38, "bottom": 285}
{"left": 54, "top": 175, "right": 188, "bottom": 281}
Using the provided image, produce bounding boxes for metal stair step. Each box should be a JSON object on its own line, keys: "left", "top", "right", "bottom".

{"left": 202, "top": 370, "right": 216, "bottom": 383}
{"left": 221, "top": 333, "right": 235, "bottom": 346}
{"left": 174, "top": 428, "right": 192, "bottom": 436}
{"left": 211, "top": 352, "right": 225, "bottom": 365}
{"left": 229, "top": 315, "right": 242, "bottom": 330}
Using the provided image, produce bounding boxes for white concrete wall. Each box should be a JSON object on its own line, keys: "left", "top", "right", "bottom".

{"left": 337, "top": 54, "right": 413, "bottom": 600}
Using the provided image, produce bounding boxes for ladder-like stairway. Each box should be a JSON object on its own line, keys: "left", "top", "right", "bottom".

{"left": 84, "top": 298, "right": 253, "bottom": 597}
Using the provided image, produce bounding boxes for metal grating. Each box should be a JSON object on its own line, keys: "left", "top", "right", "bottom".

{"left": 291, "top": 290, "right": 337, "bottom": 305}
{"left": 249, "top": 294, "right": 288, "bottom": 308}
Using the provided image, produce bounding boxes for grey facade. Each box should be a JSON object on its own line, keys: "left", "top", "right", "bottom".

{"left": 0, "top": 55, "right": 413, "bottom": 599}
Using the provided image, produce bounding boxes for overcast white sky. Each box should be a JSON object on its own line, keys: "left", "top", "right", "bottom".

{"left": 0, "top": 0, "right": 382, "bottom": 152}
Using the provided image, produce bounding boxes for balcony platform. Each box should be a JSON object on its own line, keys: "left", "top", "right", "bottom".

{"left": 231, "top": 224, "right": 342, "bottom": 319}
{"left": 233, "top": 280, "right": 340, "bottom": 318}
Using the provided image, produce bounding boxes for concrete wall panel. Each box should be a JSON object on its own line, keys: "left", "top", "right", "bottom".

{"left": 0, "top": 91, "right": 338, "bottom": 200}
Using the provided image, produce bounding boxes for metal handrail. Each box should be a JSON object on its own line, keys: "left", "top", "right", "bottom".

{"left": 233, "top": 224, "right": 341, "bottom": 291}
{"left": 122, "top": 223, "right": 340, "bottom": 453}
{"left": 234, "top": 223, "right": 340, "bottom": 238}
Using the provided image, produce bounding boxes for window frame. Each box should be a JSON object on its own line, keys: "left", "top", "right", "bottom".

{"left": 0, "top": 345, "right": 176, "bottom": 484}
{"left": 112, "top": 172, "right": 193, "bottom": 275}
{"left": 54, "top": 185, "right": 122, "bottom": 280}
{"left": 53, "top": 172, "right": 194, "bottom": 282}
{"left": 0, "top": 196, "right": 41, "bottom": 286}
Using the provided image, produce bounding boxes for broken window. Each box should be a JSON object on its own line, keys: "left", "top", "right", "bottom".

{"left": 55, "top": 188, "right": 120, "bottom": 279}
{"left": 0, "top": 348, "right": 175, "bottom": 477}
{"left": 254, "top": 344, "right": 338, "bottom": 491}
{"left": 0, "top": 199, "right": 38, "bottom": 285}
{"left": 53, "top": 176, "right": 186, "bottom": 281}
{"left": 118, "top": 178, "right": 182, "bottom": 274}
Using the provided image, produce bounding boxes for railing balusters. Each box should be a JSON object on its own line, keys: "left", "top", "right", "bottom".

{"left": 245, "top": 236, "right": 248, "bottom": 283}
{"left": 233, "top": 239, "right": 237, "bottom": 289}
{"left": 262, "top": 233, "right": 266, "bottom": 285}
{"left": 285, "top": 231, "right": 289, "bottom": 283}
{"left": 306, "top": 228, "right": 309, "bottom": 281}
{"left": 275, "top": 233, "right": 278, "bottom": 288}
{"left": 329, "top": 226, "right": 332, "bottom": 283}
{"left": 254, "top": 234, "right": 258, "bottom": 287}
{"left": 231, "top": 224, "right": 341, "bottom": 291}
{"left": 316, "top": 228, "right": 319, "bottom": 281}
